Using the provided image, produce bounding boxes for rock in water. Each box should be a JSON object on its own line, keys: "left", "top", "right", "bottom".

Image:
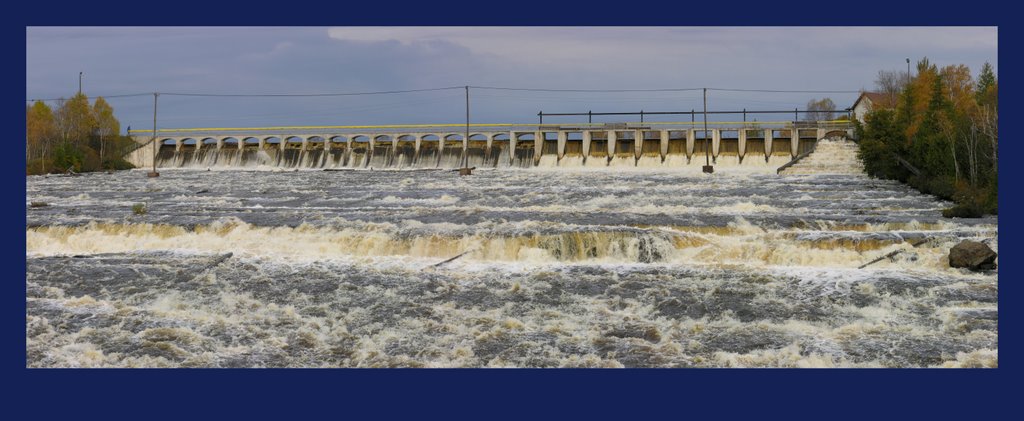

{"left": 949, "top": 240, "right": 997, "bottom": 270}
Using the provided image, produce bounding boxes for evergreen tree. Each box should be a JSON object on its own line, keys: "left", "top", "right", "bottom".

{"left": 975, "top": 62, "right": 997, "bottom": 109}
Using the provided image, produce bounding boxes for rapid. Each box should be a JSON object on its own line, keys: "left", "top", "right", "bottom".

{"left": 25, "top": 142, "right": 998, "bottom": 367}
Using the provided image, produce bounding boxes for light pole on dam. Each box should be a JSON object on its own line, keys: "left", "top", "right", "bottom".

{"left": 702, "top": 88, "right": 713, "bottom": 174}
{"left": 148, "top": 93, "right": 160, "bottom": 178}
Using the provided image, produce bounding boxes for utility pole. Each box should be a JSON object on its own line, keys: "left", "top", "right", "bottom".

{"left": 78, "top": 72, "right": 83, "bottom": 95}
{"left": 460, "top": 86, "right": 472, "bottom": 175}
{"left": 148, "top": 93, "right": 160, "bottom": 177}
{"left": 702, "top": 88, "right": 713, "bottom": 173}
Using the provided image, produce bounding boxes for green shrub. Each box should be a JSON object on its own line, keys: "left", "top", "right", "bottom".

{"left": 942, "top": 203, "right": 984, "bottom": 218}
{"left": 52, "top": 143, "right": 84, "bottom": 173}
{"left": 102, "top": 158, "right": 135, "bottom": 170}
{"left": 132, "top": 203, "right": 148, "bottom": 215}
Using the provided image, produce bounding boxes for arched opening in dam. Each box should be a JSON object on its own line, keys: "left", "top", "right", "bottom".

{"left": 745, "top": 129, "right": 767, "bottom": 162}
{"left": 665, "top": 130, "right": 688, "bottom": 166}
{"left": 639, "top": 131, "right": 662, "bottom": 167}
{"left": 465, "top": 134, "right": 491, "bottom": 168}
{"left": 415, "top": 135, "right": 441, "bottom": 169}
{"left": 278, "top": 136, "right": 304, "bottom": 168}
{"left": 718, "top": 130, "right": 740, "bottom": 166}
{"left": 348, "top": 136, "right": 371, "bottom": 168}
{"left": 561, "top": 131, "right": 584, "bottom": 167}
{"left": 369, "top": 135, "right": 394, "bottom": 169}
{"left": 513, "top": 133, "right": 535, "bottom": 168}
{"left": 393, "top": 135, "right": 416, "bottom": 169}
{"left": 798, "top": 129, "right": 817, "bottom": 155}
{"left": 490, "top": 133, "right": 511, "bottom": 168}
{"left": 611, "top": 131, "right": 636, "bottom": 166}
{"left": 440, "top": 134, "right": 464, "bottom": 168}
{"left": 693, "top": 131, "right": 711, "bottom": 161}
{"left": 587, "top": 131, "right": 609, "bottom": 167}
{"left": 538, "top": 132, "right": 559, "bottom": 167}
{"left": 328, "top": 136, "right": 348, "bottom": 168}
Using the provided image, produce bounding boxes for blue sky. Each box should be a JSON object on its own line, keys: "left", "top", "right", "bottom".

{"left": 26, "top": 27, "right": 997, "bottom": 131}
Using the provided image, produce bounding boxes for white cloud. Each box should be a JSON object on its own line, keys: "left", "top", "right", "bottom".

{"left": 326, "top": 26, "right": 996, "bottom": 63}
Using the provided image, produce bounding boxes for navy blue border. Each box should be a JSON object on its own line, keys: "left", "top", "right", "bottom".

{"left": 7, "top": 1, "right": 1014, "bottom": 418}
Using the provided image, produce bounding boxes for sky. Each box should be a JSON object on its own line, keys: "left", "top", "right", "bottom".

{"left": 26, "top": 27, "right": 997, "bottom": 132}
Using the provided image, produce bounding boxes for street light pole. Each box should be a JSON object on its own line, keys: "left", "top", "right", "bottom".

{"left": 460, "top": 85, "right": 472, "bottom": 175}
{"left": 78, "top": 72, "right": 82, "bottom": 95}
{"left": 148, "top": 93, "right": 160, "bottom": 178}
{"left": 702, "top": 88, "right": 713, "bottom": 173}
{"left": 906, "top": 58, "right": 911, "bottom": 87}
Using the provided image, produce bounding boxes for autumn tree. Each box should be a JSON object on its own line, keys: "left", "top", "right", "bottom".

{"left": 804, "top": 98, "right": 836, "bottom": 121}
{"left": 26, "top": 101, "right": 56, "bottom": 173}
{"left": 54, "top": 93, "right": 96, "bottom": 147}
{"left": 93, "top": 96, "right": 119, "bottom": 165}
{"left": 858, "top": 57, "right": 998, "bottom": 217}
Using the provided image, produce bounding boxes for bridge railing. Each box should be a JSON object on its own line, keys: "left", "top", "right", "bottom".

{"left": 128, "top": 120, "right": 853, "bottom": 138}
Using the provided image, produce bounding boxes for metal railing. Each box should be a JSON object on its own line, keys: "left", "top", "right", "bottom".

{"left": 537, "top": 109, "right": 853, "bottom": 124}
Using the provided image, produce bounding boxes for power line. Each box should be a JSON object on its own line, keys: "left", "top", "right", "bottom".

{"left": 159, "top": 86, "right": 464, "bottom": 98}
{"left": 27, "top": 85, "right": 862, "bottom": 103}
{"left": 708, "top": 88, "right": 861, "bottom": 94}
{"left": 470, "top": 86, "right": 861, "bottom": 94}
{"left": 470, "top": 86, "right": 703, "bottom": 93}
{"left": 25, "top": 92, "right": 153, "bottom": 102}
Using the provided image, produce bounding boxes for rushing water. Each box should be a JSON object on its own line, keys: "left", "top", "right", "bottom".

{"left": 26, "top": 144, "right": 998, "bottom": 368}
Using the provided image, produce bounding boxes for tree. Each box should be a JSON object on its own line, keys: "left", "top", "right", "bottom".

{"left": 975, "top": 62, "right": 997, "bottom": 109}
{"left": 805, "top": 98, "right": 836, "bottom": 121}
{"left": 874, "top": 69, "right": 908, "bottom": 105}
{"left": 54, "top": 93, "right": 96, "bottom": 148}
{"left": 861, "top": 58, "right": 997, "bottom": 216}
{"left": 940, "top": 64, "right": 975, "bottom": 115}
{"left": 26, "top": 101, "right": 56, "bottom": 173}
{"left": 93, "top": 97, "right": 119, "bottom": 165}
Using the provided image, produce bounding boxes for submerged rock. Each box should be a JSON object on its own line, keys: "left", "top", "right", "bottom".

{"left": 949, "top": 240, "right": 997, "bottom": 271}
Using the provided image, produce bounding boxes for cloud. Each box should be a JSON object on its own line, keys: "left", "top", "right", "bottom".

{"left": 27, "top": 27, "right": 997, "bottom": 130}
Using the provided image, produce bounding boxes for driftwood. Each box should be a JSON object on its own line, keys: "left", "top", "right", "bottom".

{"left": 179, "top": 252, "right": 234, "bottom": 282}
{"left": 203, "top": 252, "right": 234, "bottom": 271}
{"left": 893, "top": 154, "right": 922, "bottom": 177}
{"left": 858, "top": 238, "right": 930, "bottom": 269}
{"left": 428, "top": 251, "right": 470, "bottom": 268}
{"left": 776, "top": 143, "right": 818, "bottom": 174}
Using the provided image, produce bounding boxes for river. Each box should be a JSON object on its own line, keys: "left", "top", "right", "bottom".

{"left": 25, "top": 142, "right": 998, "bottom": 367}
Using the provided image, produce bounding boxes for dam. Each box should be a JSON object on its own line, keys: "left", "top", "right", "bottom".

{"left": 125, "top": 121, "right": 855, "bottom": 171}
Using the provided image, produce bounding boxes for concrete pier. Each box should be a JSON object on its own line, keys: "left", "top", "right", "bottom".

{"left": 128, "top": 121, "right": 855, "bottom": 170}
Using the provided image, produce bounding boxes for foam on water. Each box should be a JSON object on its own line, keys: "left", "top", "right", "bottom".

{"left": 25, "top": 166, "right": 997, "bottom": 368}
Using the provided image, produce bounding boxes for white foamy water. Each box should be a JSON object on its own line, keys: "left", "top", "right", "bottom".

{"left": 781, "top": 138, "right": 865, "bottom": 175}
{"left": 25, "top": 164, "right": 997, "bottom": 368}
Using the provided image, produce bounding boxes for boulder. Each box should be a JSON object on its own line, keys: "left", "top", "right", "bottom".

{"left": 949, "top": 240, "right": 997, "bottom": 270}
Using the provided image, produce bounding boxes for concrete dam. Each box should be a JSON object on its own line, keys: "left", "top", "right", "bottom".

{"left": 125, "top": 122, "right": 855, "bottom": 171}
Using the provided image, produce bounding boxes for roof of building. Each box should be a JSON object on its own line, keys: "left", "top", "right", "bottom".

{"left": 852, "top": 92, "right": 895, "bottom": 110}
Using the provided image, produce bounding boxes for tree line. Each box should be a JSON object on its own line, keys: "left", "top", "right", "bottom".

{"left": 856, "top": 59, "right": 997, "bottom": 217}
{"left": 26, "top": 92, "right": 137, "bottom": 175}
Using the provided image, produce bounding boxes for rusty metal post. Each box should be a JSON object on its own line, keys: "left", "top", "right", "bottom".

{"left": 702, "top": 88, "right": 712, "bottom": 173}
